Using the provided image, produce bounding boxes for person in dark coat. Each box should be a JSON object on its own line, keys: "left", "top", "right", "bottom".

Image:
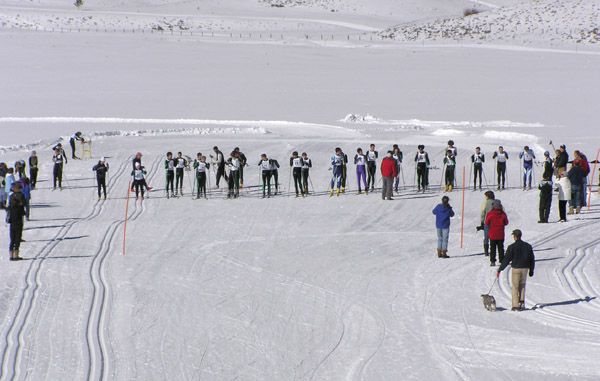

{"left": 92, "top": 157, "right": 109, "bottom": 200}
{"left": 542, "top": 151, "right": 553, "bottom": 181}
{"left": 554, "top": 145, "right": 569, "bottom": 176}
{"left": 538, "top": 175, "right": 553, "bottom": 223}
{"left": 497, "top": 229, "right": 535, "bottom": 311}
{"left": 7, "top": 182, "right": 26, "bottom": 261}
{"left": 567, "top": 161, "right": 584, "bottom": 214}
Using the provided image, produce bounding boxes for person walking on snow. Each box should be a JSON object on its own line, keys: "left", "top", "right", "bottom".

{"left": 211, "top": 146, "right": 227, "bottom": 188}
{"left": 573, "top": 150, "right": 590, "bottom": 207}
{"left": 165, "top": 152, "right": 176, "bottom": 198}
{"left": 16, "top": 177, "right": 31, "bottom": 221}
{"left": 329, "top": 147, "right": 345, "bottom": 197}
{"left": 381, "top": 151, "right": 397, "bottom": 200}
{"left": 174, "top": 152, "right": 187, "bottom": 196}
{"left": 492, "top": 146, "right": 508, "bottom": 190}
{"left": 131, "top": 162, "right": 148, "bottom": 200}
{"left": 258, "top": 154, "right": 273, "bottom": 198}
{"left": 270, "top": 157, "right": 280, "bottom": 195}
{"left": 233, "top": 147, "right": 248, "bottom": 187}
{"left": 301, "top": 152, "right": 312, "bottom": 195}
{"left": 226, "top": 151, "right": 241, "bottom": 199}
{"left": 52, "top": 147, "right": 66, "bottom": 190}
{"left": 554, "top": 171, "right": 571, "bottom": 222}
{"left": 432, "top": 195, "right": 454, "bottom": 258}
{"left": 92, "top": 157, "right": 109, "bottom": 200}
{"left": 131, "top": 152, "right": 152, "bottom": 193}
{"left": 290, "top": 151, "right": 305, "bottom": 197}
{"left": 497, "top": 229, "right": 535, "bottom": 311}
{"left": 542, "top": 151, "right": 553, "bottom": 181}
{"left": 69, "top": 131, "right": 85, "bottom": 159}
{"left": 485, "top": 199, "right": 509, "bottom": 266}
{"left": 193, "top": 153, "right": 210, "bottom": 199}
{"left": 354, "top": 148, "right": 368, "bottom": 194}
{"left": 28, "top": 151, "right": 38, "bottom": 189}
{"left": 392, "top": 145, "right": 403, "bottom": 192}
{"left": 567, "top": 161, "right": 584, "bottom": 215}
{"left": 519, "top": 146, "right": 536, "bottom": 190}
{"left": 7, "top": 182, "right": 26, "bottom": 261}
{"left": 366, "top": 144, "right": 378, "bottom": 192}
{"left": 538, "top": 175, "right": 553, "bottom": 223}
{"left": 443, "top": 150, "right": 456, "bottom": 192}
{"left": 415, "top": 145, "right": 430, "bottom": 192}
{"left": 471, "top": 147, "right": 485, "bottom": 190}
{"left": 478, "top": 190, "right": 495, "bottom": 257}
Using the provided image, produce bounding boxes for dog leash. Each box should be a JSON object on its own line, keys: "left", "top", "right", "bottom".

{"left": 486, "top": 278, "right": 498, "bottom": 295}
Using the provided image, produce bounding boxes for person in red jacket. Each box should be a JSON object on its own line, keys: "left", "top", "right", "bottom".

{"left": 380, "top": 151, "right": 398, "bottom": 200}
{"left": 484, "top": 199, "right": 509, "bottom": 266}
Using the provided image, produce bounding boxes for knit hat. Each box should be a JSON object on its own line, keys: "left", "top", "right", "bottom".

{"left": 492, "top": 199, "right": 502, "bottom": 209}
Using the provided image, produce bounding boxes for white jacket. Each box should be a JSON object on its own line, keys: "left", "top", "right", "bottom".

{"left": 555, "top": 177, "right": 572, "bottom": 201}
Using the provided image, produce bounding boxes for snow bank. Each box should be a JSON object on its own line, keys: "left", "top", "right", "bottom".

{"left": 341, "top": 114, "right": 544, "bottom": 129}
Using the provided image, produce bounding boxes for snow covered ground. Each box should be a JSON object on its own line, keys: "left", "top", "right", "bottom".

{"left": 1, "top": 0, "right": 600, "bottom": 380}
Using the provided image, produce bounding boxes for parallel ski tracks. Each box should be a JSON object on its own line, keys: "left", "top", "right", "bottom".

{"left": 0, "top": 156, "right": 131, "bottom": 381}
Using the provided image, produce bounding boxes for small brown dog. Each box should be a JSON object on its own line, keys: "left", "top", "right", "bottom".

{"left": 481, "top": 294, "right": 497, "bottom": 311}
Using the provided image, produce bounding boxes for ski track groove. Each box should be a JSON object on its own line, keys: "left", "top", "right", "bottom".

{"left": 85, "top": 154, "right": 161, "bottom": 381}
{"left": 496, "top": 218, "right": 600, "bottom": 331}
{"left": 0, "top": 156, "right": 131, "bottom": 381}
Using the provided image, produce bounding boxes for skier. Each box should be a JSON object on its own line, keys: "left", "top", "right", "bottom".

{"left": 14, "top": 160, "right": 26, "bottom": 179}
{"left": 485, "top": 199, "right": 509, "bottom": 266}
{"left": 447, "top": 140, "right": 458, "bottom": 159}
{"left": 477, "top": 191, "right": 495, "bottom": 257}
{"left": 193, "top": 153, "right": 210, "bottom": 199}
{"left": 17, "top": 177, "right": 31, "bottom": 221}
{"left": 415, "top": 145, "right": 430, "bottom": 192}
{"left": 4, "top": 168, "right": 15, "bottom": 204}
{"left": 233, "top": 147, "right": 248, "bottom": 187}
{"left": 392, "top": 145, "right": 403, "bottom": 192}
{"left": 226, "top": 151, "right": 241, "bottom": 199}
{"left": 354, "top": 148, "right": 368, "bottom": 194}
{"left": 28, "top": 151, "right": 38, "bottom": 189}
{"left": 301, "top": 152, "right": 312, "bottom": 195}
{"left": 519, "top": 146, "right": 536, "bottom": 190}
{"left": 174, "top": 152, "right": 187, "bottom": 196}
{"left": 165, "top": 152, "right": 175, "bottom": 198}
{"left": 573, "top": 150, "right": 590, "bottom": 207}
{"left": 7, "top": 182, "right": 26, "bottom": 261}
{"left": 366, "top": 144, "right": 378, "bottom": 192}
{"left": 270, "top": 157, "right": 281, "bottom": 195}
{"left": 258, "top": 154, "right": 273, "bottom": 198}
{"left": 497, "top": 229, "right": 535, "bottom": 311}
{"left": 542, "top": 151, "right": 553, "bottom": 181}
{"left": 52, "top": 147, "right": 67, "bottom": 190}
{"left": 69, "top": 131, "right": 85, "bottom": 159}
{"left": 554, "top": 171, "right": 571, "bottom": 222}
{"left": 380, "top": 151, "right": 397, "bottom": 200}
{"left": 432, "top": 195, "right": 454, "bottom": 258}
{"left": 131, "top": 152, "right": 152, "bottom": 193}
{"left": 471, "top": 147, "right": 485, "bottom": 190}
{"left": 340, "top": 148, "right": 349, "bottom": 193}
{"left": 92, "top": 157, "right": 109, "bottom": 200}
{"left": 492, "top": 146, "right": 508, "bottom": 190}
{"left": 554, "top": 144, "right": 569, "bottom": 176}
{"left": 289, "top": 151, "right": 305, "bottom": 197}
{"left": 211, "top": 146, "right": 227, "bottom": 188}
{"left": 0, "top": 163, "right": 7, "bottom": 208}
{"left": 443, "top": 150, "right": 456, "bottom": 192}
{"left": 567, "top": 161, "right": 584, "bottom": 215}
{"left": 538, "top": 175, "right": 553, "bottom": 223}
{"left": 329, "top": 147, "right": 345, "bottom": 197}
{"left": 131, "top": 162, "right": 148, "bottom": 200}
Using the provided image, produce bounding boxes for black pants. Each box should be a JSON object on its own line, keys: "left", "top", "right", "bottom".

{"left": 473, "top": 163, "right": 483, "bottom": 188}
{"left": 341, "top": 165, "right": 347, "bottom": 189}
{"left": 559, "top": 200, "right": 568, "bottom": 221}
{"left": 166, "top": 171, "right": 174, "bottom": 194}
{"left": 228, "top": 170, "right": 240, "bottom": 197}
{"left": 417, "top": 163, "right": 428, "bottom": 190}
{"left": 302, "top": 169, "right": 309, "bottom": 194}
{"left": 239, "top": 165, "right": 245, "bottom": 185}
{"left": 175, "top": 168, "right": 184, "bottom": 192}
{"left": 196, "top": 172, "right": 207, "bottom": 197}
{"left": 133, "top": 179, "right": 146, "bottom": 198}
{"left": 70, "top": 138, "right": 76, "bottom": 158}
{"left": 216, "top": 164, "right": 227, "bottom": 187}
{"left": 29, "top": 168, "right": 38, "bottom": 188}
{"left": 53, "top": 163, "right": 63, "bottom": 188}
{"left": 9, "top": 221, "right": 23, "bottom": 251}
{"left": 445, "top": 165, "right": 455, "bottom": 186}
{"left": 490, "top": 239, "right": 505, "bottom": 263}
{"left": 97, "top": 176, "right": 106, "bottom": 198}
{"left": 272, "top": 170, "right": 279, "bottom": 193}
{"left": 292, "top": 168, "right": 304, "bottom": 195}
{"left": 497, "top": 162, "right": 506, "bottom": 188}
{"left": 262, "top": 171, "right": 272, "bottom": 196}
{"left": 367, "top": 162, "right": 376, "bottom": 189}
{"left": 539, "top": 197, "right": 552, "bottom": 222}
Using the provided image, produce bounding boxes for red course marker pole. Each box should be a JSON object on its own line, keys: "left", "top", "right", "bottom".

{"left": 461, "top": 166, "right": 466, "bottom": 249}
{"left": 588, "top": 148, "right": 600, "bottom": 211}
{"left": 123, "top": 181, "right": 131, "bottom": 256}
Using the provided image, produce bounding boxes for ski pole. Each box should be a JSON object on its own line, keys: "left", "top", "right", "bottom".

{"left": 400, "top": 162, "right": 406, "bottom": 190}
{"left": 482, "top": 166, "right": 489, "bottom": 188}
{"left": 413, "top": 162, "right": 418, "bottom": 190}
{"left": 288, "top": 167, "right": 292, "bottom": 196}
{"left": 468, "top": 162, "right": 473, "bottom": 189}
{"left": 308, "top": 174, "right": 315, "bottom": 193}
{"left": 439, "top": 163, "right": 446, "bottom": 191}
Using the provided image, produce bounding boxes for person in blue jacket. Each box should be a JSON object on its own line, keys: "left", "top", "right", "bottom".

{"left": 432, "top": 195, "right": 455, "bottom": 258}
